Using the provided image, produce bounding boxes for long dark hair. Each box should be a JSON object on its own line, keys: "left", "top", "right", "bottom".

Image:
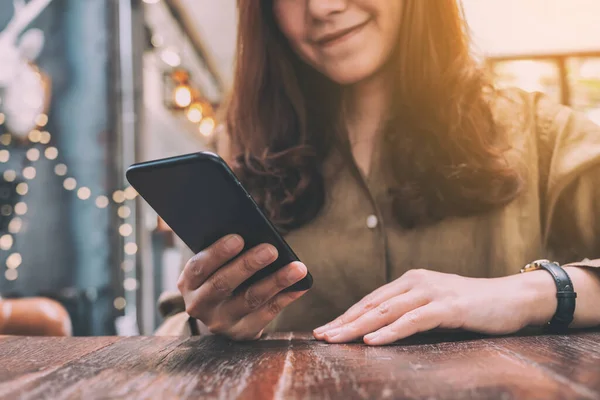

{"left": 226, "top": 0, "right": 523, "bottom": 232}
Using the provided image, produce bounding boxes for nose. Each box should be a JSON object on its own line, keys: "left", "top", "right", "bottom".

{"left": 307, "top": 0, "right": 348, "bottom": 20}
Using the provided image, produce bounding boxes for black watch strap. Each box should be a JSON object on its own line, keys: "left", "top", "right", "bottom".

{"left": 522, "top": 260, "right": 577, "bottom": 333}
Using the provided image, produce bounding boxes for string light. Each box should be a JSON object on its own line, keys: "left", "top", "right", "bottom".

{"left": 23, "top": 167, "right": 36, "bottom": 180}
{"left": 77, "top": 187, "right": 91, "bottom": 200}
{"left": 186, "top": 103, "right": 203, "bottom": 123}
{"left": 54, "top": 164, "right": 67, "bottom": 176}
{"left": 121, "top": 260, "right": 134, "bottom": 272}
{"left": 14, "top": 202, "right": 28, "bottom": 216}
{"left": 123, "top": 278, "right": 138, "bottom": 291}
{"left": 112, "top": 190, "right": 125, "bottom": 203}
{"left": 0, "top": 149, "right": 10, "bottom": 163}
{"left": 40, "top": 131, "right": 51, "bottom": 144}
{"left": 0, "top": 134, "right": 10, "bottom": 146}
{"left": 35, "top": 114, "right": 48, "bottom": 127}
{"left": 174, "top": 84, "right": 192, "bottom": 108}
{"left": 199, "top": 117, "right": 216, "bottom": 137}
{"left": 28, "top": 129, "right": 42, "bottom": 143}
{"left": 3, "top": 170, "right": 16, "bottom": 182}
{"left": 118, "top": 206, "right": 131, "bottom": 219}
{"left": 16, "top": 183, "right": 28, "bottom": 196}
{"left": 26, "top": 148, "right": 40, "bottom": 162}
{"left": 5, "top": 269, "right": 18, "bottom": 281}
{"left": 0, "top": 235, "right": 13, "bottom": 250}
{"left": 6, "top": 253, "right": 22, "bottom": 269}
{"left": 160, "top": 48, "right": 181, "bottom": 67}
{"left": 124, "top": 242, "right": 138, "bottom": 255}
{"left": 113, "top": 297, "right": 126, "bottom": 310}
{"left": 8, "top": 218, "right": 22, "bottom": 234}
{"left": 124, "top": 186, "right": 138, "bottom": 200}
{"left": 0, "top": 113, "right": 5, "bottom": 125}
{"left": 63, "top": 177, "right": 77, "bottom": 190}
{"left": 119, "top": 223, "right": 133, "bottom": 237}
{"left": 95, "top": 196, "right": 109, "bottom": 209}
{"left": 1, "top": 205, "right": 12, "bottom": 216}
{"left": 45, "top": 147, "right": 58, "bottom": 160}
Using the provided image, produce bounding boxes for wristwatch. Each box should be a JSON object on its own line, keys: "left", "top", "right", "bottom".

{"left": 521, "top": 259, "right": 577, "bottom": 333}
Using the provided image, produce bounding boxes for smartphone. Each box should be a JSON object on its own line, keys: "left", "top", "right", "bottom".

{"left": 126, "top": 151, "right": 313, "bottom": 292}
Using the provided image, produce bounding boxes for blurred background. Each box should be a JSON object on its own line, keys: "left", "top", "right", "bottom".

{"left": 0, "top": 0, "right": 598, "bottom": 336}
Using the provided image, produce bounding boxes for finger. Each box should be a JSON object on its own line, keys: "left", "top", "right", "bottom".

{"left": 314, "top": 281, "right": 410, "bottom": 338}
{"left": 224, "top": 262, "right": 308, "bottom": 319}
{"left": 321, "top": 292, "right": 428, "bottom": 343}
{"left": 229, "top": 289, "right": 308, "bottom": 340}
{"left": 196, "top": 243, "right": 278, "bottom": 303}
{"left": 363, "top": 303, "right": 444, "bottom": 346}
{"left": 178, "top": 234, "right": 244, "bottom": 291}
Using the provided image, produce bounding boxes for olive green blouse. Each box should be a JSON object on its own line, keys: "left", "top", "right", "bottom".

{"left": 155, "top": 88, "right": 600, "bottom": 336}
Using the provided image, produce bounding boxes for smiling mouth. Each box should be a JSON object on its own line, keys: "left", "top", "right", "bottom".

{"left": 314, "top": 20, "right": 370, "bottom": 48}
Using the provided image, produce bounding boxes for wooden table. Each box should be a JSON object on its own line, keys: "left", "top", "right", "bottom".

{"left": 1, "top": 331, "right": 600, "bottom": 399}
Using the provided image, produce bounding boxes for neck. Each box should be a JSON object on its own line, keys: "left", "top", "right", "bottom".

{"left": 344, "top": 69, "right": 393, "bottom": 144}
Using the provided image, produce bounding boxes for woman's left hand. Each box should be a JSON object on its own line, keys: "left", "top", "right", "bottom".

{"left": 313, "top": 268, "right": 556, "bottom": 345}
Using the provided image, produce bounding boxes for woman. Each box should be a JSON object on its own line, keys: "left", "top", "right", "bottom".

{"left": 159, "top": 0, "right": 600, "bottom": 345}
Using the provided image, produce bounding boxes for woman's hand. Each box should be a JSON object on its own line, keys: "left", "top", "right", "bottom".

{"left": 313, "top": 268, "right": 557, "bottom": 345}
{"left": 178, "top": 234, "right": 308, "bottom": 341}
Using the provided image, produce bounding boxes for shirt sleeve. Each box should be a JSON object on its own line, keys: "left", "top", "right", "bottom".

{"left": 536, "top": 93, "right": 600, "bottom": 265}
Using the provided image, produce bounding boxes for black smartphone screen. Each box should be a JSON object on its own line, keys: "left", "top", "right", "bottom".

{"left": 126, "top": 152, "right": 312, "bottom": 292}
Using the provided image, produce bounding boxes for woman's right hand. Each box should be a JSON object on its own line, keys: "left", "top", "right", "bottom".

{"left": 177, "top": 234, "right": 308, "bottom": 341}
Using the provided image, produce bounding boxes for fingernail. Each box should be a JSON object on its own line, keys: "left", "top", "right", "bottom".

{"left": 256, "top": 246, "right": 276, "bottom": 264}
{"left": 314, "top": 325, "right": 329, "bottom": 335}
{"left": 287, "top": 263, "right": 306, "bottom": 283}
{"left": 364, "top": 332, "right": 379, "bottom": 342}
{"left": 324, "top": 328, "right": 342, "bottom": 339}
{"left": 224, "top": 235, "right": 242, "bottom": 252}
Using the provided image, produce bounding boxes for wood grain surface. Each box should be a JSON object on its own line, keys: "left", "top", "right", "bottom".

{"left": 1, "top": 330, "right": 600, "bottom": 399}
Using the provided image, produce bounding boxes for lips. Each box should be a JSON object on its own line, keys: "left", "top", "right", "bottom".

{"left": 313, "top": 19, "right": 370, "bottom": 47}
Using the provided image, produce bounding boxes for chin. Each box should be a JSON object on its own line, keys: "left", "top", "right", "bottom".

{"left": 317, "top": 56, "right": 385, "bottom": 86}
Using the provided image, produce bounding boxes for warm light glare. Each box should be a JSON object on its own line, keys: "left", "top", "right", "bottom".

{"left": 26, "top": 148, "right": 40, "bottom": 162}
{"left": 0, "top": 113, "right": 5, "bottom": 125}
{"left": 174, "top": 85, "right": 192, "bottom": 108}
{"left": 16, "top": 183, "right": 28, "bottom": 196}
{"left": 0, "top": 235, "right": 13, "bottom": 251}
{"left": 45, "top": 147, "right": 58, "bottom": 160}
{"left": 95, "top": 196, "right": 109, "bottom": 209}
{"left": 124, "top": 242, "right": 138, "bottom": 255}
{"left": 119, "top": 223, "right": 133, "bottom": 237}
{"left": 118, "top": 206, "right": 131, "bottom": 219}
{"left": 63, "top": 177, "right": 77, "bottom": 191}
{"left": 0, "top": 134, "right": 11, "bottom": 146}
{"left": 0, "top": 149, "right": 9, "bottom": 163}
{"left": 124, "top": 186, "right": 138, "bottom": 200}
{"left": 54, "top": 164, "right": 67, "bottom": 176}
{"left": 8, "top": 218, "right": 22, "bottom": 234}
{"left": 5, "top": 269, "right": 18, "bottom": 281}
{"left": 14, "top": 202, "right": 27, "bottom": 216}
{"left": 199, "top": 117, "right": 216, "bottom": 137}
{"left": 3, "top": 170, "right": 16, "bottom": 182}
{"left": 35, "top": 114, "right": 48, "bottom": 127}
{"left": 40, "top": 131, "right": 51, "bottom": 144}
{"left": 186, "top": 103, "right": 203, "bottom": 123}
{"left": 28, "top": 129, "right": 41, "bottom": 143}
{"left": 124, "top": 278, "right": 138, "bottom": 291}
{"left": 23, "top": 167, "right": 36, "bottom": 180}
{"left": 113, "top": 190, "right": 126, "bottom": 203}
{"left": 6, "top": 253, "right": 22, "bottom": 269}
{"left": 113, "top": 297, "right": 126, "bottom": 310}
{"left": 77, "top": 187, "right": 91, "bottom": 200}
